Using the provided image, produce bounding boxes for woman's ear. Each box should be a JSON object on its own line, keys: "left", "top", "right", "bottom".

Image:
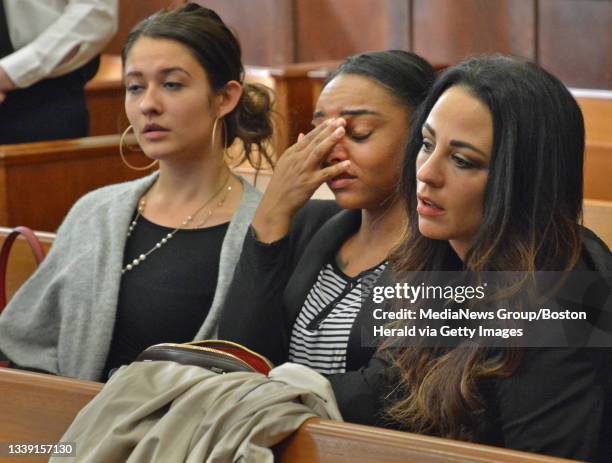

{"left": 215, "top": 80, "right": 242, "bottom": 118}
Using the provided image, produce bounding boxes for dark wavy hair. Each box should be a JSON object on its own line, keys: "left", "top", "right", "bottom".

{"left": 384, "top": 55, "right": 585, "bottom": 439}
{"left": 122, "top": 3, "right": 274, "bottom": 169}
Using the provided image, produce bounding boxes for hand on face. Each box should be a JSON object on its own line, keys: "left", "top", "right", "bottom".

{"left": 251, "top": 118, "right": 350, "bottom": 242}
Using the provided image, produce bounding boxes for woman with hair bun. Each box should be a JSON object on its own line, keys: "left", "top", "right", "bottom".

{"left": 0, "top": 4, "right": 274, "bottom": 381}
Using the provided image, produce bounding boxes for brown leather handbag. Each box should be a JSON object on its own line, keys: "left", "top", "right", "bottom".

{"left": 0, "top": 226, "right": 46, "bottom": 313}
{"left": 136, "top": 339, "right": 273, "bottom": 375}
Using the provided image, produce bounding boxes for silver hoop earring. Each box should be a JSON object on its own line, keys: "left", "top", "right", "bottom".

{"left": 119, "top": 125, "right": 158, "bottom": 171}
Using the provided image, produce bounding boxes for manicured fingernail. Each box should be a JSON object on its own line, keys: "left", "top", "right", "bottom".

{"left": 342, "top": 160, "right": 350, "bottom": 167}
{"left": 333, "top": 127, "right": 345, "bottom": 137}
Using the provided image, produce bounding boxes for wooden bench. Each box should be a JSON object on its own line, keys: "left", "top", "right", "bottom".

{"left": 571, "top": 89, "right": 612, "bottom": 201}
{"left": 584, "top": 142, "right": 612, "bottom": 201}
{"left": 572, "top": 89, "right": 612, "bottom": 145}
{"left": 0, "top": 131, "right": 336, "bottom": 233}
{"left": 0, "top": 135, "right": 153, "bottom": 232}
{"left": 0, "top": 368, "right": 580, "bottom": 463}
{"left": 584, "top": 199, "right": 612, "bottom": 248}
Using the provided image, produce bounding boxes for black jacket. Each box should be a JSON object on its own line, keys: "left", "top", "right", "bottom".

{"left": 220, "top": 206, "right": 612, "bottom": 462}
{"left": 219, "top": 201, "right": 395, "bottom": 425}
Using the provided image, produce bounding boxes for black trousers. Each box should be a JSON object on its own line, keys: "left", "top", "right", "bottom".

{"left": 0, "top": 71, "right": 90, "bottom": 144}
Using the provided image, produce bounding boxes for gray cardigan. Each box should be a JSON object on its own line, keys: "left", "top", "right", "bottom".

{"left": 0, "top": 173, "right": 261, "bottom": 381}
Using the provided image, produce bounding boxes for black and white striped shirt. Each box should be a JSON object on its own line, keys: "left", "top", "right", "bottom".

{"left": 288, "top": 260, "right": 387, "bottom": 374}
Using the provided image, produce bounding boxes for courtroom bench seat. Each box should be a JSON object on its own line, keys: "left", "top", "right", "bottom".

{"left": 0, "top": 368, "right": 581, "bottom": 463}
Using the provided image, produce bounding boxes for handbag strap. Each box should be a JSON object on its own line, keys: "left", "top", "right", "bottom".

{"left": 0, "top": 226, "right": 46, "bottom": 312}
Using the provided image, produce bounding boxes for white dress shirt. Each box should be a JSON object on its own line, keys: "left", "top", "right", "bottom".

{"left": 0, "top": 0, "right": 118, "bottom": 88}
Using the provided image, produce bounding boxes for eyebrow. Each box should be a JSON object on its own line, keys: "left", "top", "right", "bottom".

{"left": 423, "top": 122, "right": 488, "bottom": 158}
{"left": 312, "top": 108, "right": 383, "bottom": 119}
{"left": 124, "top": 67, "right": 192, "bottom": 80}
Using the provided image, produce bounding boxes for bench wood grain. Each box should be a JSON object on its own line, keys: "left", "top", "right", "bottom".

{"left": 0, "top": 369, "right": 580, "bottom": 463}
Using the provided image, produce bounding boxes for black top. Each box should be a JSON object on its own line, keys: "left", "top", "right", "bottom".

{"left": 220, "top": 201, "right": 612, "bottom": 462}
{"left": 218, "top": 201, "right": 397, "bottom": 424}
{"left": 102, "top": 216, "right": 229, "bottom": 379}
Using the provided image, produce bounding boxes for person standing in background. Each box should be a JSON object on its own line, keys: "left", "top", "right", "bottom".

{"left": 0, "top": 0, "right": 118, "bottom": 144}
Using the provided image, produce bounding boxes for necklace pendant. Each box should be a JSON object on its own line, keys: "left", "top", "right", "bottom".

{"left": 123, "top": 173, "right": 232, "bottom": 275}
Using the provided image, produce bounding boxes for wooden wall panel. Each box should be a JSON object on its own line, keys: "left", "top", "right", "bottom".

{"left": 106, "top": 0, "right": 612, "bottom": 89}
{"left": 538, "top": 0, "right": 612, "bottom": 89}
{"left": 104, "top": 0, "right": 177, "bottom": 55}
{"left": 106, "top": 0, "right": 295, "bottom": 65}
{"left": 192, "top": 0, "right": 295, "bottom": 65}
{"left": 412, "top": 0, "right": 535, "bottom": 66}
{"left": 295, "top": 0, "right": 411, "bottom": 62}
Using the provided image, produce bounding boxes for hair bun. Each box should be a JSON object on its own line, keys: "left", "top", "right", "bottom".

{"left": 224, "top": 82, "right": 275, "bottom": 169}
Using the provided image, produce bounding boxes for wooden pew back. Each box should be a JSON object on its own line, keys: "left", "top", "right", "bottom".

{"left": 0, "top": 135, "right": 152, "bottom": 231}
{"left": 572, "top": 89, "right": 612, "bottom": 201}
{"left": 584, "top": 199, "right": 612, "bottom": 248}
{"left": 0, "top": 369, "right": 579, "bottom": 463}
{"left": 572, "top": 89, "right": 612, "bottom": 145}
{"left": 584, "top": 142, "right": 612, "bottom": 201}
{"left": 85, "top": 54, "right": 127, "bottom": 137}
{"left": 0, "top": 134, "right": 334, "bottom": 234}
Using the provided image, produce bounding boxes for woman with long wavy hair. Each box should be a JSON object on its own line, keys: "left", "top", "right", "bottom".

{"left": 383, "top": 56, "right": 611, "bottom": 461}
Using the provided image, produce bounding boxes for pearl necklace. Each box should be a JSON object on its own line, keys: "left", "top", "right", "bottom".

{"left": 122, "top": 177, "right": 232, "bottom": 274}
